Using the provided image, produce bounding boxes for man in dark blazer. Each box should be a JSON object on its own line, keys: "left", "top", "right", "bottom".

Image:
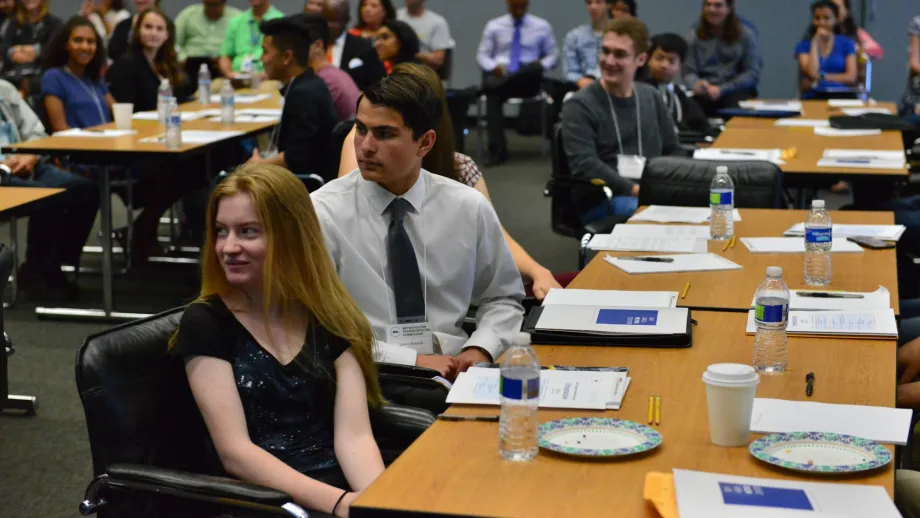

{"left": 307, "top": 0, "right": 386, "bottom": 91}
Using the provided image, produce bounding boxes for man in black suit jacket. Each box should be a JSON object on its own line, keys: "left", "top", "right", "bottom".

{"left": 307, "top": 0, "right": 386, "bottom": 91}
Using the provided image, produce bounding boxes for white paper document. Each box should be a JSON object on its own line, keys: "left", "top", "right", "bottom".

{"left": 541, "top": 288, "right": 678, "bottom": 309}
{"left": 604, "top": 253, "right": 743, "bottom": 274}
{"left": 629, "top": 205, "right": 742, "bottom": 224}
{"left": 750, "top": 398, "right": 911, "bottom": 445}
{"left": 131, "top": 110, "right": 216, "bottom": 121}
{"left": 814, "top": 127, "right": 882, "bottom": 137}
{"left": 694, "top": 147, "right": 785, "bottom": 165}
{"left": 587, "top": 235, "right": 707, "bottom": 253}
{"left": 209, "top": 114, "right": 279, "bottom": 123}
{"left": 738, "top": 100, "right": 803, "bottom": 112}
{"left": 445, "top": 367, "right": 627, "bottom": 410}
{"left": 745, "top": 309, "right": 898, "bottom": 337}
{"left": 52, "top": 128, "right": 135, "bottom": 138}
{"left": 828, "top": 98, "right": 877, "bottom": 107}
{"left": 774, "top": 118, "right": 829, "bottom": 128}
{"left": 179, "top": 130, "right": 244, "bottom": 143}
{"left": 209, "top": 93, "right": 272, "bottom": 104}
{"left": 740, "top": 237, "right": 864, "bottom": 254}
{"left": 238, "top": 108, "right": 283, "bottom": 117}
{"left": 535, "top": 304, "right": 689, "bottom": 335}
{"left": 841, "top": 107, "right": 892, "bottom": 116}
{"left": 609, "top": 224, "right": 712, "bottom": 239}
{"left": 783, "top": 223, "right": 905, "bottom": 242}
{"left": 749, "top": 286, "right": 891, "bottom": 311}
{"left": 818, "top": 149, "right": 906, "bottom": 170}
{"left": 673, "top": 468, "right": 901, "bottom": 518}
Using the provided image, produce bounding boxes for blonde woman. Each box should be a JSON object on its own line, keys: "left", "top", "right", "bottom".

{"left": 171, "top": 164, "right": 385, "bottom": 518}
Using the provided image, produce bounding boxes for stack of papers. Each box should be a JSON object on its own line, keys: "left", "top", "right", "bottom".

{"left": 738, "top": 100, "right": 803, "bottom": 112}
{"left": 673, "top": 469, "right": 901, "bottom": 518}
{"left": 693, "top": 148, "right": 785, "bottom": 165}
{"left": 446, "top": 367, "right": 631, "bottom": 410}
{"left": 604, "top": 253, "right": 742, "bottom": 274}
{"left": 587, "top": 235, "right": 707, "bottom": 253}
{"left": 542, "top": 288, "right": 678, "bottom": 308}
{"left": 132, "top": 110, "right": 219, "bottom": 121}
{"left": 829, "top": 98, "right": 877, "bottom": 107}
{"left": 52, "top": 128, "right": 135, "bottom": 138}
{"left": 782, "top": 223, "right": 905, "bottom": 242}
{"left": 208, "top": 93, "right": 272, "bottom": 104}
{"left": 744, "top": 309, "right": 898, "bottom": 338}
{"left": 751, "top": 286, "right": 891, "bottom": 311}
{"left": 536, "top": 304, "right": 690, "bottom": 335}
{"left": 210, "top": 114, "right": 279, "bottom": 123}
{"left": 774, "top": 118, "right": 829, "bottom": 128}
{"left": 814, "top": 127, "right": 881, "bottom": 137}
{"left": 629, "top": 205, "right": 742, "bottom": 224}
{"left": 610, "top": 224, "right": 712, "bottom": 239}
{"left": 139, "top": 130, "right": 244, "bottom": 144}
{"left": 740, "top": 237, "right": 864, "bottom": 253}
{"left": 817, "top": 149, "right": 906, "bottom": 170}
{"left": 750, "top": 398, "right": 911, "bottom": 445}
{"left": 842, "top": 107, "right": 893, "bottom": 116}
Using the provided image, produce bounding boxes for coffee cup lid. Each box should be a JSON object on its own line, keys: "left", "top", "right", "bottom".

{"left": 702, "top": 363, "right": 760, "bottom": 387}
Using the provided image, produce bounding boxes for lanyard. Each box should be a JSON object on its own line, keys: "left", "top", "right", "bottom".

{"left": 362, "top": 178, "right": 429, "bottom": 326}
{"left": 248, "top": 19, "right": 260, "bottom": 47}
{"left": 662, "top": 84, "right": 682, "bottom": 124}
{"left": 64, "top": 67, "right": 108, "bottom": 125}
{"left": 605, "top": 86, "right": 643, "bottom": 157}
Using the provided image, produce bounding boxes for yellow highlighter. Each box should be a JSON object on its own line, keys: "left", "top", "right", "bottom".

{"left": 648, "top": 394, "right": 654, "bottom": 424}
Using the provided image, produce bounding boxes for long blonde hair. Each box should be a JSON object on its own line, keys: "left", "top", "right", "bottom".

{"left": 183, "top": 164, "right": 382, "bottom": 405}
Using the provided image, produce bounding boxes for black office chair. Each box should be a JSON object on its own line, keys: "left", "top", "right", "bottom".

{"left": 76, "top": 307, "right": 435, "bottom": 518}
{"left": 0, "top": 242, "right": 36, "bottom": 414}
{"left": 438, "top": 47, "right": 453, "bottom": 83}
{"left": 638, "top": 157, "right": 785, "bottom": 209}
{"left": 325, "top": 116, "right": 356, "bottom": 180}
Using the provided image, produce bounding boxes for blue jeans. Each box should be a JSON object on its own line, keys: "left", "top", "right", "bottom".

{"left": 8, "top": 162, "right": 99, "bottom": 274}
{"left": 580, "top": 195, "right": 639, "bottom": 225}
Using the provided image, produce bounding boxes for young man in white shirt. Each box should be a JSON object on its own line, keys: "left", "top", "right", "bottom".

{"left": 397, "top": 0, "right": 452, "bottom": 73}
{"left": 311, "top": 70, "right": 526, "bottom": 397}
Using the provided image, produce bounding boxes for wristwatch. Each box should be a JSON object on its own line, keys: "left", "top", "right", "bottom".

{"left": 819, "top": 71, "right": 826, "bottom": 82}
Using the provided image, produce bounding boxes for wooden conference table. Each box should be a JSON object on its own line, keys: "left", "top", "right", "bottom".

{"left": 0, "top": 187, "right": 65, "bottom": 306}
{"left": 582, "top": 208, "right": 900, "bottom": 314}
{"left": 0, "top": 92, "right": 282, "bottom": 321}
{"left": 725, "top": 100, "right": 900, "bottom": 130}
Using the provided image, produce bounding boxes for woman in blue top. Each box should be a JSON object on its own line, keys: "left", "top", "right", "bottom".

{"left": 795, "top": 0, "right": 857, "bottom": 100}
{"left": 41, "top": 16, "right": 115, "bottom": 132}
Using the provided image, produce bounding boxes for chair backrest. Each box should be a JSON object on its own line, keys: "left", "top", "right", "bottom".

{"left": 638, "top": 157, "right": 784, "bottom": 209}
{"left": 438, "top": 47, "right": 453, "bottom": 82}
{"left": 0, "top": 243, "right": 11, "bottom": 409}
{"left": 548, "top": 122, "right": 587, "bottom": 238}
{"left": 328, "top": 116, "right": 356, "bottom": 178}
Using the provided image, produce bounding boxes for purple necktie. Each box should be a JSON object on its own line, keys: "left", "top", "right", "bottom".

{"left": 508, "top": 18, "right": 523, "bottom": 73}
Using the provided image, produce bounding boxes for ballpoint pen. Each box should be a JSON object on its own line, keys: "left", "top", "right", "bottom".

{"left": 796, "top": 292, "right": 864, "bottom": 299}
{"left": 718, "top": 150, "right": 757, "bottom": 156}
{"left": 612, "top": 256, "right": 675, "bottom": 263}
{"left": 437, "top": 415, "right": 500, "bottom": 423}
{"left": 805, "top": 372, "right": 815, "bottom": 397}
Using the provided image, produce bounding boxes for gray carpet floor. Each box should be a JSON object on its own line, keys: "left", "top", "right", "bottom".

{"left": 0, "top": 133, "right": 849, "bottom": 517}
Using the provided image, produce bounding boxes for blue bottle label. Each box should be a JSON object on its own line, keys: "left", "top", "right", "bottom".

{"left": 805, "top": 227, "right": 832, "bottom": 244}
{"left": 500, "top": 376, "right": 540, "bottom": 400}
{"left": 755, "top": 303, "right": 788, "bottom": 324}
{"left": 710, "top": 190, "right": 733, "bottom": 205}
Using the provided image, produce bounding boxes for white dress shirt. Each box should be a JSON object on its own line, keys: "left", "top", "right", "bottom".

{"left": 311, "top": 169, "right": 526, "bottom": 366}
{"left": 331, "top": 31, "right": 346, "bottom": 70}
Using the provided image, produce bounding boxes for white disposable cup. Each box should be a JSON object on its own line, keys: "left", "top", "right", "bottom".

{"left": 113, "top": 103, "right": 133, "bottom": 130}
{"left": 702, "top": 363, "right": 759, "bottom": 447}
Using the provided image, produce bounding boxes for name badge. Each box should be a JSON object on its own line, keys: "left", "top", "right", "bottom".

{"left": 386, "top": 322, "right": 434, "bottom": 352}
{"left": 617, "top": 155, "right": 646, "bottom": 181}
{"left": 240, "top": 54, "right": 254, "bottom": 73}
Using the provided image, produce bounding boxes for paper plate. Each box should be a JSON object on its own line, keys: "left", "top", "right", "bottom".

{"left": 538, "top": 417, "right": 662, "bottom": 457}
{"left": 749, "top": 432, "right": 891, "bottom": 474}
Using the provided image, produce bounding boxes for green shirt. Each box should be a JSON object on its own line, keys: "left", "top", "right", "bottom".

{"left": 219, "top": 6, "right": 284, "bottom": 73}
{"left": 176, "top": 4, "right": 241, "bottom": 62}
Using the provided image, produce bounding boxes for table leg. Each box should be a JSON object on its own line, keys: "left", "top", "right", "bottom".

{"left": 4, "top": 216, "right": 18, "bottom": 308}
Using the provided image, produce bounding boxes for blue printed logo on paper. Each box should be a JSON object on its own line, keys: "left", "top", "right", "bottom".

{"left": 500, "top": 376, "right": 540, "bottom": 401}
{"left": 806, "top": 227, "right": 832, "bottom": 244}
{"left": 755, "top": 303, "right": 787, "bottom": 324}
{"left": 710, "top": 190, "right": 733, "bottom": 206}
{"left": 719, "top": 482, "right": 813, "bottom": 511}
{"left": 596, "top": 309, "right": 658, "bottom": 326}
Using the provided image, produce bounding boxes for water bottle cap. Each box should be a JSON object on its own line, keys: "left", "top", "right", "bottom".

{"left": 514, "top": 332, "right": 531, "bottom": 346}
{"left": 199, "top": 63, "right": 208, "bottom": 71}
{"left": 766, "top": 266, "right": 782, "bottom": 278}
{"left": 811, "top": 199, "right": 825, "bottom": 208}
{"left": 160, "top": 78, "right": 170, "bottom": 86}
{"left": 716, "top": 165, "right": 728, "bottom": 174}
{"left": 702, "top": 363, "right": 759, "bottom": 388}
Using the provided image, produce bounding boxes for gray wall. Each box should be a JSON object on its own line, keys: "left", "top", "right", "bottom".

{"left": 48, "top": 0, "right": 914, "bottom": 101}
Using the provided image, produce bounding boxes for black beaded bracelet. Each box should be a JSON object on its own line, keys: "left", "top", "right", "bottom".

{"left": 332, "top": 491, "right": 349, "bottom": 516}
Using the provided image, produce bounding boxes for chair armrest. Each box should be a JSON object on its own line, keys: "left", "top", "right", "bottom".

{"left": 377, "top": 362, "right": 452, "bottom": 392}
{"left": 545, "top": 175, "right": 609, "bottom": 190}
{"left": 584, "top": 214, "right": 628, "bottom": 235}
{"left": 80, "top": 464, "right": 306, "bottom": 517}
{"left": 377, "top": 362, "right": 440, "bottom": 378}
{"left": 369, "top": 403, "right": 436, "bottom": 448}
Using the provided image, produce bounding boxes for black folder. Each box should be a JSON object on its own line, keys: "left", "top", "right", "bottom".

{"left": 522, "top": 307, "right": 694, "bottom": 349}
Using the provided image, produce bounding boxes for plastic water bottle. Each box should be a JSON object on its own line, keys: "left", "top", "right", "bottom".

{"left": 804, "top": 199, "right": 832, "bottom": 286}
{"left": 165, "top": 97, "right": 181, "bottom": 150}
{"left": 220, "top": 81, "right": 235, "bottom": 125}
{"left": 753, "top": 266, "right": 790, "bottom": 373}
{"left": 499, "top": 332, "right": 540, "bottom": 462}
{"left": 197, "top": 63, "right": 211, "bottom": 105}
{"left": 709, "top": 165, "right": 735, "bottom": 240}
{"left": 156, "top": 78, "right": 172, "bottom": 125}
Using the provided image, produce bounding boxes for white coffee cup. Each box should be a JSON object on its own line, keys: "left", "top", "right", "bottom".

{"left": 113, "top": 103, "right": 134, "bottom": 130}
{"left": 702, "top": 363, "right": 759, "bottom": 447}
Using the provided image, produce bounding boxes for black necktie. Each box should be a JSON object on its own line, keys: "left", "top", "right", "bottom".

{"left": 387, "top": 198, "right": 425, "bottom": 322}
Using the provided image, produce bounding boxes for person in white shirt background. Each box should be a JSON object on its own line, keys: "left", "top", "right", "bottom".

{"left": 396, "top": 0, "right": 452, "bottom": 75}
{"left": 79, "top": 0, "right": 130, "bottom": 40}
{"left": 310, "top": 69, "right": 524, "bottom": 409}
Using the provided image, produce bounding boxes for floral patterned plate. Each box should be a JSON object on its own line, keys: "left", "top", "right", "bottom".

{"left": 749, "top": 432, "right": 891, "bottom": 474}
{"left": 538, "top": 418, "right": 662, "bottom": 457}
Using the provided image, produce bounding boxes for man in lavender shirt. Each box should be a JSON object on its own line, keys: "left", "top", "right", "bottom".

{"left": 476, "top": 0, "right": 558, "bottom": 165}
{"left": 306, "top": 15, "right": 360, "bottom": 121}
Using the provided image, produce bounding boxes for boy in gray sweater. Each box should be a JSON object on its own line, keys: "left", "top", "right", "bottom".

{"left": 561, "top": 17, "right": 681, "bottom": 223}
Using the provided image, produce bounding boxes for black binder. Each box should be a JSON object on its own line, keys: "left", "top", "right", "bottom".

{"left": 522, "top": 307, "right": 694, "bottom": 349}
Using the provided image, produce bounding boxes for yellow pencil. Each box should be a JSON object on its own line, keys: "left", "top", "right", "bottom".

{"left": 655, "top": 394, "right": 661, "bottom": 425}
{"left": 681, "top": 281, "right": 691, "bottom": 300}
{"left": 721, "top": 238, "right": 731, "bottom": 251}
{"left": 647, "top": 395, "right": 654, "bottom": 424}
{"left": 730, "top": 235, "right": 736, "bottom": 249}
